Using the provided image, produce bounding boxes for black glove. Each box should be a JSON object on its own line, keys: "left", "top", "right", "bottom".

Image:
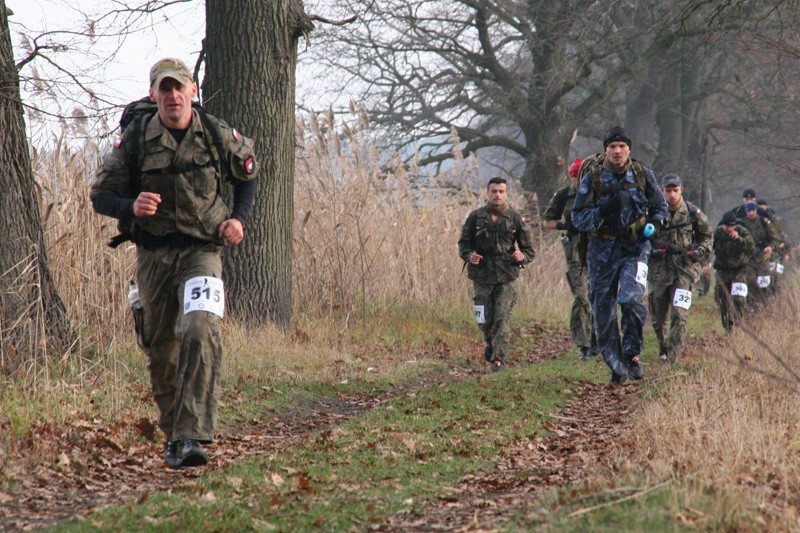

{"left": 566, "top": 218, "right": 579, "bottom": 234}
{"left": 555, "top": 221, "right": 567, "bottom": 230}
{"left": 598, "top": 192, "right": 623, "bottom": 217}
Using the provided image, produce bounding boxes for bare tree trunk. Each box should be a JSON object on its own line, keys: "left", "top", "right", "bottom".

{"left": 203, "top": 0, "right": 313, "bottom": 327}
{"left": 0, "top": 5, "right": 70, "bottom": 371}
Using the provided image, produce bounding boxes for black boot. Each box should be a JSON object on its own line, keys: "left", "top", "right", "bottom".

{"left": 176, "top": 439, "right": 208, "bottom": 468}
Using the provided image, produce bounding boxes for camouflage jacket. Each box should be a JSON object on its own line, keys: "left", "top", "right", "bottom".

{"left": 712, "top": 224, "right": 756, "bottom": 272}
{"left": 736, "top": 214, "right": 778, "bottom": 263}
{"left": 458, "top": 205, "right": 535, "bottom": 284}
{"left": 649, "top": 199, "right": 713, "bottom": 279}
{"left": 543, "top": 185, "right": 579, "bottom": 235}
{"left": 91, "top": 109, "right": 258, "bottom": 244}
{"left": 571, "top": 160, "right": 668, "bottom": 251}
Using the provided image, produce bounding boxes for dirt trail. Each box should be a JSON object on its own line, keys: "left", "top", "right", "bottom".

{"left": 385, "top": 381, "right": 638, "bottom": 531}
{"left": 0, "top": 328, "right": 637, "bottom": 531}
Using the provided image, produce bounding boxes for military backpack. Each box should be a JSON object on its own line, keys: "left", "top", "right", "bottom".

{"left": 107, "top": 97, "right": 229, "bottom": 248}
{"left": 576, "top": 152, "right": 648, "bottom": 202}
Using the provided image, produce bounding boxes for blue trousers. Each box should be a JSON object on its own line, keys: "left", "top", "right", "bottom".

{"left": 587, "top": 239, "right": 650, "bottom": 377}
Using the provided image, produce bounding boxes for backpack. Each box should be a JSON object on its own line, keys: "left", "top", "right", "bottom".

{"left": 574, "top": 153, "right": 648, "bottom": 266}
{"left": 577, "top": 153, "right": 648, "bottom": 202}
{"left": 107, "top": 97, "right": 228, "bottom": 248}
{"left": 119, "top": 97, "right": 228, "bottom": 188}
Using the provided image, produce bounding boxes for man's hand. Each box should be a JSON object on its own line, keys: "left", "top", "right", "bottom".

{"left": 134, "top": 192, "right": 161, "bottom": 217}
{"left": 598, "top": 192, "right": 623, "bottom": 217}
{"left": 219, "top": 218, "right": 245, "bottom": 245}
{"left": 511, "top": 250, "right": 524, "bottom": 263}
{"left": 469, "top": 251, "right": 483, "bottom": 265}
{"left": 702, "top": 264, "right": 713, "bottom": 276}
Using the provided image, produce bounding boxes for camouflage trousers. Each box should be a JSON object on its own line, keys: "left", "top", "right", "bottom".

{"left": 473, "top": 280, "right": 517, "bottom": 362}
{"left": 745, "top": 261, "right": 773, "bottom": 310}
{"left": 135, "top": 243, "right": 223, "bottom": 443}
{"left": 562, "top": 236, "right": 595, "bottom": 351}
{"left": 714, "top": 268, "right": 748, "bottom": 332}
{"left": 648, "top": 269, "right": 695, "bottom": 361}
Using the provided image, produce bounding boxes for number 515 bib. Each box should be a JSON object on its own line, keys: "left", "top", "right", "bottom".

{"left": 183, "top": 276, "right": 225, "bottom": 318}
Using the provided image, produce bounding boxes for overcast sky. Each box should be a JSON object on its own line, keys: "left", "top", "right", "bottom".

{"left": 10, "top": 0, "right": 204, "bottom": 133}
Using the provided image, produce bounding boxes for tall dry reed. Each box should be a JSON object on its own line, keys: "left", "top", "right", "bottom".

{"left": 3, "top": 106, "right": 570, "bottom": 423}
{"left": 293, "top": 105, "right": 568, "bottom": 322}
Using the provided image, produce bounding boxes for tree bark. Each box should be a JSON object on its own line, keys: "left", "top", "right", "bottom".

{"left": 0, "top": 4, "right": 71, "bottom": 371}
{"left": 203, "top": 0, "right": 313, "bottom": 327}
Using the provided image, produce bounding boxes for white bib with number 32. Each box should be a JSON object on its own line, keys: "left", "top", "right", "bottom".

{"left": 473, "top": 305, "right": 486, "bottom": 324}
{"left": 635, "top": 262, "right": 648, "bottom": 287}
{"left": 184, "top": 276, "right": 225, "bottom": 318}
{"left": 731, "top": 282, "right": 748, "bottom": 297}
{"left": 672, "top": 288, "right": 692, "bottom": 310}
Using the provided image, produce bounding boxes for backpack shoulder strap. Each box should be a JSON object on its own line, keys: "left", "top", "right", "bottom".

{"left": 629, "top": 159, "right": 647, "bottom": 193}
{"left": 123, "top": 112, "right": 154, "bottom": 196}
{"left": 195, "top": 107, "right": 231, "bottom": 181}
{"left": 685, "top": 200, "right": 700, "bottom": 225}
{"left": 588, "top": 160, "right": 604, "bottom": 203}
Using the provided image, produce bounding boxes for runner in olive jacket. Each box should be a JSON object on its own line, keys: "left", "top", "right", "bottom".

{"left": 713, "top": 212, "right": 756, "bottom": 332}
{"left": 458, "top": 177, "right": 535, "bottom": 371}
{"left": 647, "top": 174, "right": 713, "bottom": 364}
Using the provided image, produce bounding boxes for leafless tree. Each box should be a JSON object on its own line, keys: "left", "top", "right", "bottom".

{"left": 0, "top": 4, "right": 71, "bottom": 372}
{"left": 303, "top": 0, "right": 763, "bottom": 201}
{"left": 203, "top": 0, "right": 314, "bottom": 327}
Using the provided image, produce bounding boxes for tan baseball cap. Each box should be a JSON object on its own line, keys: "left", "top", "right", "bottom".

{"left": 149, "top": 57, "right": 193, "bottom": 88}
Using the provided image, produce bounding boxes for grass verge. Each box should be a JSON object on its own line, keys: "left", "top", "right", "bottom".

{"left": 53, "top": 348, "right": 599, "bottom": 531}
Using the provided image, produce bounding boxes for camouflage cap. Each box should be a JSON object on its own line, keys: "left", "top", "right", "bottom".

{"left": 661, "top": 173, "right": 682, "bottom": 188}
{"left": 149, "top": 58, "right": 193, "bottom": 88}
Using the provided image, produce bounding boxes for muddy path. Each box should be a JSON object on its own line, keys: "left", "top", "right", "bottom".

{"left": 0, "top": 327, "right": 638, "bottom": 531}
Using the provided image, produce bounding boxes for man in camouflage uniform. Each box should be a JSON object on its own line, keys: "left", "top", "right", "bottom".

{"left": 91, "top": 58, "right": 259, "bottom": 468}
{"left": 725, "top": 188, "right": 779, "bottom": 228}
{"left": 757, "top": 198, "right": 791, "bottom": 295}
{"left": 458, "top": 177, "right": 535, "bottom": 372}
{"left": 543, "top": 158, "right": 597, "bottom": 361}
{"left": 713, "top": 212, "right": 756, "bottom": 332}
{"left": 571, "top": 127, "right": 668, "bottom": 384}
{"left": 736, "top": 202, "right": 779, "bottom": 310}
{"left": 647, "top": 174, "right": 713, "bottom": 364}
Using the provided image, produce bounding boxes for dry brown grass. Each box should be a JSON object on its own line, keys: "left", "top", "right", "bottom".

{"left": 587, "top": 290, "right": 800, "bottom": 528}
{"left": 0, "top": 107, "right": 570, "bottom": 425}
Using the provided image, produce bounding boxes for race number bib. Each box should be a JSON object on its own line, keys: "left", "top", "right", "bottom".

{"left": 673, "top": 288, "right": 692, "bottom": 310}
{"left": 767, "top": 262, "right": 776, "bottom": 272}
{"left": 473, "top": 305, "right": 486, "bottom": 324}
{"left": 757, "top": 275, "right": 771, "bottom": 288}
{"left": 777, "top": 263, "right": 785, "bottom": 274}
{"left": 731, "top": 282, "right": 748, "bottom": 297}
{"left": 183, "top": 276, "right": 225, "bottom": 318}
{"left": 635, "top": 262, "right": 648, "bottom": 287}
